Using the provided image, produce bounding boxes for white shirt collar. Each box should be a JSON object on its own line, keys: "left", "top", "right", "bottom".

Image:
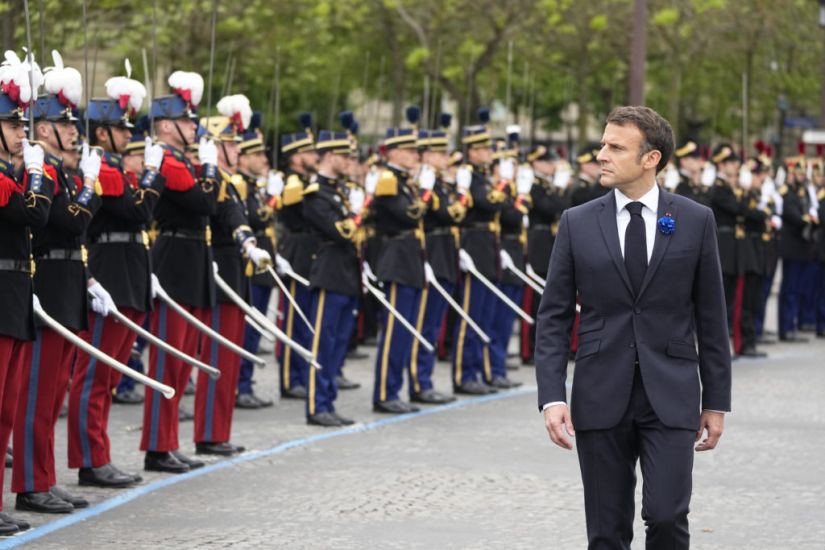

{"left": 614, "top": 183, "right": 659, "bottom": 215}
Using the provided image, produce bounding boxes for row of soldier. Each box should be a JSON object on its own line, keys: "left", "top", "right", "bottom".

{"left": 1, "top": 46, "right": 824, "bottom": 538}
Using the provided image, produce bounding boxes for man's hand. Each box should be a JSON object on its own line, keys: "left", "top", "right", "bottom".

{"left": 695, "top": 411, "right": 724, "bottom": 451}
{"left": 544, "top": 404, "right": 575, "bottom": 450}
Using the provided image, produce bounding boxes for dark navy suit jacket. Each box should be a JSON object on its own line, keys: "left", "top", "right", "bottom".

{"left": 535, "top": 188, "right": 732, "bottom": 431}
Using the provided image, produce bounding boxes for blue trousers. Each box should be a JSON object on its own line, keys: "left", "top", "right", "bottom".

{"left": 306, "top": 289, "right": 357, "bottom": 416}
{"left": 238, "top": 284, "right": 273, "bottom": 395}
{"left": 452, "top": 275, "right": 497, "bottom": 386}
{"left": 817, "top": 264, "right": 825, "bottom": 333}
{"left": 488, "top": 282, "right": 523, "bottom": 382}
{"left": 798, "top": 262, "right": 819, "bottom": 327}
{"left": 277, "top": 281, "right": 313, "bottom": 393}
{"left": 409, "top": 279, "right": 454, "bottom": 396}
{"left": 779, "top": 260, "right": 804, "bottom": 337}
{"left": 373, "top": 282, "right": 421, "bottom": 404}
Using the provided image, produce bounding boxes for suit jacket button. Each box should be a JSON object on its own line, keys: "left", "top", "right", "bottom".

{"left": 629, "top": 343, "right": 636, "bottom": 348}
{"left": 634, "top": 306, "right": 642, "bottom": 314}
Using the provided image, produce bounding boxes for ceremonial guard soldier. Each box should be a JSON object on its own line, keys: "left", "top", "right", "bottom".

{"left": 487, "top": 129, "right": 527, "bottom": 388}
{"left": 371, "top": 107, "right": 427, "bottom": 414}
{"left": 276, "top": 114, "right": 319, "bottom": 400}
{"left": 140, "top": 71, "right": 217, "bottom": 473}
{"left": 570, "top": 145, "right": 605, "bottom": 207}
{"left": 195, "top": 95, "right": 270, "bottom": 455}
{"left": 0, "top": 54, "right": 53, "bottom": 536}
{"left": 302, "top": 130, "right": 360, "bottom": 427}
{"left": 452, "top": 109, "right": 504, "bottom": 395}
{"left": 523, "top": 145, "right": 566, "bottom": 364}
{"left": 815, "top": 164, "right": 825, "bottom": 337}
{"left": 673, "top": 140, "right": 709, "bottom": 205}
{"left": 709, "top": 144, "right": 743, "bottom": 331}
{"left": 236, "top": 114, "right": 277, "bottom": 409}
{"left": 68, "top": 66, "right": 163, "bottom": 489}
{"left": 797, "top": 153, "right": 822, "bottom": 332}
{"left": 778, "top": 156, "right": 816, "bottom": 342}
{"left": 13, "top": 54, "right": 104, "bottom": 514}
{"left": 750, "top": 153, "right": 781, "bottom": 341}
{"left": 408, "top": 114, "right": 463, "bottom": 405}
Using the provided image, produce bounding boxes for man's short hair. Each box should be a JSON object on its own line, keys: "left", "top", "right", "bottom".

{"left": 606, "top": 106, "right": 674, "bottom": 173}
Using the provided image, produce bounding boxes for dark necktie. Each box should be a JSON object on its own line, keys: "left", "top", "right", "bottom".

{"left": 624, "top": 201, "right": 647, "bottom": 296}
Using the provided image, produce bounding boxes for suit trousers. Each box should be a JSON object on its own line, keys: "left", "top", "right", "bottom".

{"left": 238, "top": 283, "right": 272, "bottom": 395}
{"left": 409, "top": 279, "right": 454, "bottom": 396}
{"left": 373, "top": 282, "right": 421, "bottom": 404}
{"left": 0, "top": 336, "right": 27, "bottom": 512}
{"left": 140, "top": 302, "right": 210, "bottom": 452}
{"left": 12, "top": 329, "right": 74, "bottom": 492}
{"left": 69, "top": 309, "right": 145, "bottom": 469}
{"left": 576, "top": 367, "right": 694, "bottom": 550}
{"left": 306, "top": 289, "right": 357, "bottom": 416}
{"left": 278, "top": 280, "right": 312, "bottom": 393}
{"left": 452, "top": 275, "right": 498, "bottom": 386}
{"left": 488, "top": 282, "right": 523, "bottom": 381}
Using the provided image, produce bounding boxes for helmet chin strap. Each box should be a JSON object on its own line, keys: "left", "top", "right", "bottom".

{"left": 49, "top": 122, "right": 70, "bottom": 152}
{"left": 106, "top": 126, "right": 120, "bottom": 155}
{"left": 0, "top": 125, "right": 10, "bottom": 155}
{"left": 172, "top": 120, "right": 190, "bottom": 149}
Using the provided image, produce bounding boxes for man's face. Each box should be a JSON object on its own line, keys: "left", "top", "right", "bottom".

{"left": 0, "top": 120, "right": 25, "bottom": 155}
{"left": 423, "top": 150, "right": 448, "bottom": 171}
{"left": 240, "top": 150, "right": 269, "bottom": 176}
{"left": 123, "top": 152, "right": 144, "bottom": 174}
{"left": 96, "top": 125, "right": 131, "bottom": 152}
{"left": 596, "top": 122, "right": 659, "bottom": 189}
{"left": 158, "top": 118, "right": 197, "bottom": 149}
{"left": 750, "top": 171, "right": 765, "bottom": 191}
{"left": 299, "top": 150, "right": 319, "bottom": 172}
{"left": 467, "top": 146, "right": 491, "bottom": 167}
{"left": 388, "top": 147, "right": 419, "bottom": 171}
{"left": 38, "top": 120, "right": 78, "bottom": 151}
{"left": 680, "top": 156, "right": 702, "bottom": 174}
{"left": 220, "top": 140, "right": 240, "bottom": 171}
{"left": 719, "top": 159, "right": 740, "bottom": 180}
{"left": 533, "top": 159, "right": 555, "bottom": 177}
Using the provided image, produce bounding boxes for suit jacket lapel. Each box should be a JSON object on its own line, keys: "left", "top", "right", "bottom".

{"left": 637, "top": 189, "right": 677, "bottom": 300}
{"left": 597, "top": 191, "right": 633, "bottom": 296}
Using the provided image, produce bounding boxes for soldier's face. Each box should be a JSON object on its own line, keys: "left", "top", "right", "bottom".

{"left": 0, "top": 120, "right": 25, "bottom": 154}
{"left": 240, "top": 151, "right": 268, "bottom": 176}
{"left": 719, "top": 159, "right": 740, "bottom": 180}
{"left": 533, "top": 159, "right": 555, "bottom": 176}
{"left": 680, "top": 156, "right": 702, "bottom": 173}
{"left": 300, "top": 150, "right": 318, "bottom": 172}
{"left": 221, "top": 141, "right": 240, "bottom": 170}
{"left": 467, "top": 146, "right": 491, "bottom": 166}
{"left": 597, "top": 122, "right": 660, "bottom": 189}
{"left": 423, "top": 150, "right": 448, "bottom": 171}
{"left": 123, "top": 152, "right": 144, "bottom": 174}
{"left": 98, "top": 126, "right": 131, "bottom": 152}
{"left": 53, "top": 121, "right": 78, "bottom": 149}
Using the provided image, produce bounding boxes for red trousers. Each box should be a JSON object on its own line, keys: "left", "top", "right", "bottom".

{"left": 11, "top": 329, "right": 74, "bottom": 493}
{"left": 140, "top": 302, "right": 209, "bottom": 452}
{"left": 68, "top": 309, "right": 145, "bottom": 469}
{"left": 0, "top": 336, "right": 27, "bottom": 511}
{"left": 194, "top": 303, "right": 243, "bottom": 444}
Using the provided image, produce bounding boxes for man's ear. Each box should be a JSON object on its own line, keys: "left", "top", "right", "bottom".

{"left": 645, "top": 150, "right": 662, "bottom": 171}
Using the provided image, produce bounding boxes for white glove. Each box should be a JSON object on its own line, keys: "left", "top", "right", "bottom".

{"left": 499, "top": 249, "right": 515, "bottom": 272}
{"left": 144, "top": 138, "right": 164, "bottom": 171}
{"left": 499, "top": 158, "right": 515, "bottom": 181}
{"left": 701, "top": 163, "right": 716, "bottom": 187}
{"left": 739, "top": 166, "right": 753, "bottom": 190}
{"left": 456, "top": 166, "right": 472, "bottom": 193}
{"left": 349, "top": 186, "right": 365, "bottom": 213}
{"left": 275, "top": 253, "right": 292, "bottom": 275}
{"left": 22, "top": 139, "right": 44, "bottom": 174}
{"left": 424, "top": 262, "right": 436, "bottom": 284}
{"left": 32, "top": 293, "right": 41, "bottom": 311}
{"left": 247, "top": 246, "right": 272, "bottom": 268}
{"left": 150, "top": 273, "right": 161, "bottom": 300}
{"left": 516, "top": 165, "right": 534, "bottom": 195}
{"left": 88, "top": 281, "right": 117, "bottom": 317}
{"left": 771, "top": 214, "right": 782, "bottom": 230}
{"left": 267, "top": 170, "right": 284, "bottom": 196}
{"left": 418, "top": 165, "right": 436, "bottom": 191}
{"left": 365, "top": 169, "right": 379, "bottom": 195}
{"left": 198, "top": 137, "right": 218, "bottom": 166}
{"left": 79, "top": 143, "right": 102, "bottom": 183}
{"left": 458, "top": 249, "right": 476, "bottom": 273}
{"left": 664, "top": 164, "right": 680, "bottom": 190}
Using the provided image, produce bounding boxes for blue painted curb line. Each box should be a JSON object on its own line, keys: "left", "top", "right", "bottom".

{"left": 0, "top": 386, "right": 537, "bottom": 548}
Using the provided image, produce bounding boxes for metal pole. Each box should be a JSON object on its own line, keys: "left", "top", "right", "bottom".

{"left": 205, "top": 0, "right": 219, "bottom": 120}
{"left": 23, "top": 0, "right": 35, "bottom": 141}
{"left": 505, "top": 40, "right": 513, "bottom": 127}
{"left": 272, "top": 48, "right": 281, "bottom": 168}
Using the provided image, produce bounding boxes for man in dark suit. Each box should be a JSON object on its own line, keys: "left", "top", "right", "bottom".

{"left": 535, "top": 106, "right": 731, "bottom": 550}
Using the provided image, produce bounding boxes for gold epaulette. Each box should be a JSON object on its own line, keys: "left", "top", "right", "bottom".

{"left": 230, "top": 174, "right": 247, "bottom": 201}
{"left": 217, "top": 179, "right": 228, "bottom": 202}
{"left": 818, "top": 188, "right": 825, "bottom": 201}
{"left": 430, "top": 192, "right": 440, "bottom": 211}
{"left": 302, "top": 182, "right": 320, "bottom": 196}
{"left": 487, "top": 189, "right": 507, "bottom": 203}
{"left": 375, "top": 170, "right": 398, "bottom": 196}
{"left": 778, "top": 185, "right": 789, "bottom": 196}
{"left": 283, "top": 174, "right": 304, "bottom": 205}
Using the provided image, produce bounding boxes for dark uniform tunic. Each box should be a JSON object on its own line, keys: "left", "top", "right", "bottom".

{"left": 240, "top": 172, "right": 276, "bottom": 288}
{"left": 527, "top": 176, "right": 567, "bottom": 278}
{"left": 278, "top": 172, "right": 320, "bottom": 280}
{"left": 423, "top": 177, "right": 465, "bottom": 284}
{"left": 88, "top": 151, "right": 165, "bottom": 311}
{"left": 570, "top": 174, "right": 606, "bottom": 207}
{"left": 211, "top": 171, "right": 255, "bottom": 302}
{"left": 33, "top": 153, "right": 101, "bottom": 331}
{"left": 461, "top": 164, "right": 505, "bottom": 280}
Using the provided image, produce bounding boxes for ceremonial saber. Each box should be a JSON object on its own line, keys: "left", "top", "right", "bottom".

{"left": 425, "top": 266, "right": 490, "bottom": 344}
{"left": 362, "top": 275, "right": 435, "bottom": 353}
{"left": 34, "top": 300, "right": 175, "bottom": 399}
{"left": 460, "top": 250, "right": 534, "bottom": 325}
{"left": 154, "top": 285, "right": 265, "bottom": 367}
{"left": 267, "top": 266, "right": 313, "bottom": 334}
{"left": 525, "top": 264, "right": 546, "bottom": 288}
{"left": 213, "top": 272, "right": 321, "bottom": 370}
{"left": 283, "top": 268, "right": 309, "bottom": 287}
{"left": 504, "top": 263, "right": 544, "bottom": 295}
{"left": 101, "top": 300, "right": 220, "bottom": 379}
{"left": 244, "top": 314, "right": 275, "bottom": 343}
{"left": 22, "top": 0, "right": 35, "bottom": 141}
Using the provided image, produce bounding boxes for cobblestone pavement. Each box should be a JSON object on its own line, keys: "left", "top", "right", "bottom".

{"left": 2, "top": 301, "right": 824, "bottom": 549}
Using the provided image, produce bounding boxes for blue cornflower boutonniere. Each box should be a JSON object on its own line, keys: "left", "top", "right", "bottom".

{"left": 657, "top": 213, "right": 675, "bottom": 235}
